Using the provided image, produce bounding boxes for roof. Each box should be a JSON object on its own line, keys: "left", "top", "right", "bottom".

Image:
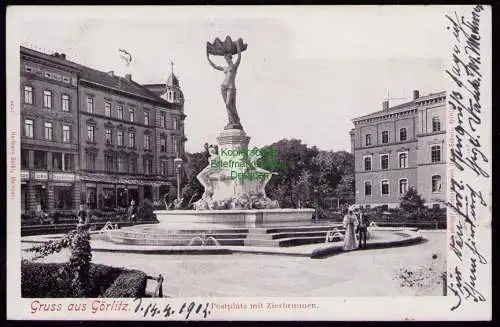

{"left": 166, "top": 73, "right": 179, "bottom": 87}
{"left": 20, "top": 46, "right": 171, "bottom": 106}
{"left": 352, "top": 91, "right": 446, "bottom": 122}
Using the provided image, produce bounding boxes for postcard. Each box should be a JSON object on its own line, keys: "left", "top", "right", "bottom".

{"left": 6, "top": 5, "right": 491, "bottom": 321}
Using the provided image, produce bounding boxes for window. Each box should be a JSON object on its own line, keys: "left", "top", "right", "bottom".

{"left": 173, "top": 117, "right": 179, "bottom": 130}
{"left": 117, "top": 130, "right": 124, "bottom": 146}
{"left": 24, "top": 119, "right": 34, "bottom": 138}
{"left": 432, "top": 117, "right": 441, "bottom": 132}
{"left": 43, "top": 90, "right": 52, "bottom": 108}
{"left": 160, "top": 112, "right": 166, "bottom": 128}
{"left": 129, "top": 108, "right": 135, "bottom": 122}
{"left": 144, "top": 134, "right": 151, "bottom": 150}
{"left": 160, "top": 161, "right": 167, "bottom": 176}
{"left": 87, "top": 96, "right": 94, "bottom": 113}
{"left": 52, "top": 153, "right": 62, "bottom": 170}
{"left": 364, "top": 156, "right": 372, "bottom": 171}
{"left": 365, "top": 134, "right": 372, "bottom": 146}
{"left": 144, "top": 158, "right": 152, "bottom": 175}
{"left": 399, "top": 128, "right": 407, "bottom": 141}
{"left": 62, "top": 125, "right": 71, "bottom": 142}
{"left": 399, "top": 152, "right": 408, "bottom": 168}
{"left": 117, "top": 105, "right": 123, "bottom": 120}
{"left": 160, "top": 137, "right": 167, "bottom": 152}
{"left": 431, "top": 145, "right": 441, "bottom": 163}
{"left": 381, "top": 180, "right": 389, "bottom": 195}
{"left": 128, "top": 157, "right": 136, "bottom": 174}
{"left": 34, "top": 151, "right": 47, "bottom": 169}
{"left": 128, "top": 132, "right": 135, "bottom": 148}
{"left": 44, "top": 122, "right": 53, "bottom": 140}
{"left": 62, "top": 94, "right": 70, "bottom": 112}
{"left": 86, "top": 153, "right": 96, "bottom": 170}
{"left": 381, "top": 131, "right": 389, "bottom": 144}
{"left": 399, "top": 179, "right": 408, "bottom": 195}
{"left": 87, "top": 125, "right": 95, "bottom": 142}
{"left": 21, "top": 149, "right": 29, "bottom": 168}
{"left": 24, "top": 86, "right": 33, "bottom": 104}
{"left": 64, "top": 154, "right": 74, "bottom": 171}
{"left": 117, "top": 156, "right": 126, "bottom": 173}
{"left": 105, "top": 102, "right": 111, "bottom": 117}
{"left": 364, "top": 181, "right": 372, "bottom": 196}
{"left": 105, "top": 154, "right": 114, "bottom": 172}
{"left": 144, "top": 111, "right": 150, "bottom": 125}
{"left": 174, "top": 138, "right": 179, "bottom": 156}
{"left": 432, "top": 175, "right": 442, "bottom": 192}
{"left": 105, "top": 128, "right": 113, "bottom": 145}
{"left": 380, "top": 154, "right": 389, "bottom": 170}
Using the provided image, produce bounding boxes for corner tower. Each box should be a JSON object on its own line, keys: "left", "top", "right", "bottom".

{"left": 162, "top": 61, "right": 184, "bottom": 105}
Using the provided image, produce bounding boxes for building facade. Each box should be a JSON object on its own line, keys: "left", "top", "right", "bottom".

{"left": 350, "top": 90, "right": 446, "bottom": 208}
{"left": 20, "top": 46, "right": 187, "bottom": 213}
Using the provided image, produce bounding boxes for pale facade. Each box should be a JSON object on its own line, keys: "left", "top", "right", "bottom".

{"left": 350, "top": 90, "right": 446, "bottom": 208}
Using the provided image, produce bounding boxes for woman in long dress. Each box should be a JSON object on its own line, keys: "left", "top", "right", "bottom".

{"left": 343, "top": 209, "right": 358, "bottom": 251}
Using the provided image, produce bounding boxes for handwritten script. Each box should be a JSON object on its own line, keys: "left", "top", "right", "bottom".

{"left": 445, "top": 5, "right": 489, "bottom": 311}
{"left": 133, "top": 298, "right": 212, "bottom": 320}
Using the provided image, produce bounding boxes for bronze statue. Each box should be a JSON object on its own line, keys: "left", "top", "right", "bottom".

{"left": 206, "top": 36, "right": 247, "bottom": 130}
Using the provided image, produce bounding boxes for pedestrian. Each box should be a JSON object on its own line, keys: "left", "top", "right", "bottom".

{"left": 128, "top": 200, "right": 137, "bottom": 224}
{"left": 357, "top": 207, "right": 368, "bottom": 249}
{"left": 343, "top": 209, "right": 358, "bottom": 251}
{"left": 77, "top": 204, "right": 87, "bottom": 225}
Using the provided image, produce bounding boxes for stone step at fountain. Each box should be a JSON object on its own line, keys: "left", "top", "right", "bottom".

{"left": 244, "top": 225, "right": 345, "bottom": 247}
{"left": 246, "top": 230, "right": 345, "bottom": 241}
{"left": 103, "top": 224, "right": 345, "bottom": 247}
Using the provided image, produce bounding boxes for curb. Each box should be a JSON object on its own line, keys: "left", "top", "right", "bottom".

{"left": 310, "top": 234, "right": 425, "bottom": 259}
{"left": 91, "top": 247, "right": 233, "bottom": 255}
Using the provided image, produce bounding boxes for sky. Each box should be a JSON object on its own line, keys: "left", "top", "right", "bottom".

{"left": 8, "top": 6, "right": 452, "bottom": 153}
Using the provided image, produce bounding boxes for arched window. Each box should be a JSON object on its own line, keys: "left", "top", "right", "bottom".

{"left": 432, "top": 117, "right": 441, "bottom": 132}
{"left": 399, "top": 128, "right": 407, "bottom": 141}
{"left": 432, "top": 175, "right": 442, "bottom": 192}
{"left": 365, "top": 134, "right": 372, "bottom": 146}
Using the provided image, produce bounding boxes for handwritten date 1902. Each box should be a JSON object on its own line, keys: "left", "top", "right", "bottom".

{"left": 133, "top": 298, "right": 212, "bottom": 319}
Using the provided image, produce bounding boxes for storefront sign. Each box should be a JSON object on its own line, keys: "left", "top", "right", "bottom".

{"left": 34, "top": 171, "right": 48, "bottom": 180}
{"left": 21, "top": 170, "right": 30, "bottom": 180}
{"left": 52, "top": 173, "right": 75, "bottom": 182}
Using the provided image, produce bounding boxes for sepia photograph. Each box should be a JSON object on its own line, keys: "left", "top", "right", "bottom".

{"left": 6, "top": 5, "right": 491, "bottom": 321}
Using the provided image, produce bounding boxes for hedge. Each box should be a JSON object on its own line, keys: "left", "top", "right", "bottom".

{"left": 101, "top": 270, "right": 148, "bottom": 298}
{"left": 21, "top": 262, "right": 146, "bottom": 298}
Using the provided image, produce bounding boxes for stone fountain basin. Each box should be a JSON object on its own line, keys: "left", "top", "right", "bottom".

{"left": 154, "top": 208, "right": 315, "bottom": 228}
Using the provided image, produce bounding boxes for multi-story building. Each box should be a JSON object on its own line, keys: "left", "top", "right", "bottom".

{"left": 20, "top": 48, "right": 80, "bottom": 213}
{"left": 20, "top": 46, "right": 186, "bottom": 213}
{"left": 350, "top": 90, "right": 446, "bottom": 208}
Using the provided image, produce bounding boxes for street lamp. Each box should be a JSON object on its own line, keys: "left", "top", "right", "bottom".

{"left": 174, "top": 156, "right": 183, "bottom": 201}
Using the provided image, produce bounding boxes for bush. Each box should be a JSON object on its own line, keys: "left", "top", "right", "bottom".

{"left": 101, "top": 270, "right": 148, "bottom": 298}
{"left": 21, "top": 262, "right": 123, "bottom": 298}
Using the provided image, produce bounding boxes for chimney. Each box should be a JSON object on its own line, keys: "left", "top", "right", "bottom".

{"left": 108, "top": 71, "right": 114, "bottom": 77}
{"left": 382, "top": 100, "right": 389, "bottom": 110}
{"left": 60, "top": 53, "right": 66, "bottom": 60}
{"left": 413, "top": 90, "right": 420, "bottom": 100}
{"left": 125, "top": 74, "right": 132, "bottom": 81}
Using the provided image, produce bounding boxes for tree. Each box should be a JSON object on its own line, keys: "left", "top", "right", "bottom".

{"left": 335, "top": 173, "right": 355, "bottom": 204}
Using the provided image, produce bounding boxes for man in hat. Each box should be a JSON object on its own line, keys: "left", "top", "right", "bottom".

{"left": 357, "top": 207, "right": 368, "bottom": 249}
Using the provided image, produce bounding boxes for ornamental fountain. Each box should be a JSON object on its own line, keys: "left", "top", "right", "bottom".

{"left": 154, "top": 36, "right": 314, "bottom": 228}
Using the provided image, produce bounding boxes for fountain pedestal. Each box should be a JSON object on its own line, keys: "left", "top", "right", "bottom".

{"left": 193, "top": 128, "right": 279, "bottom": 210}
